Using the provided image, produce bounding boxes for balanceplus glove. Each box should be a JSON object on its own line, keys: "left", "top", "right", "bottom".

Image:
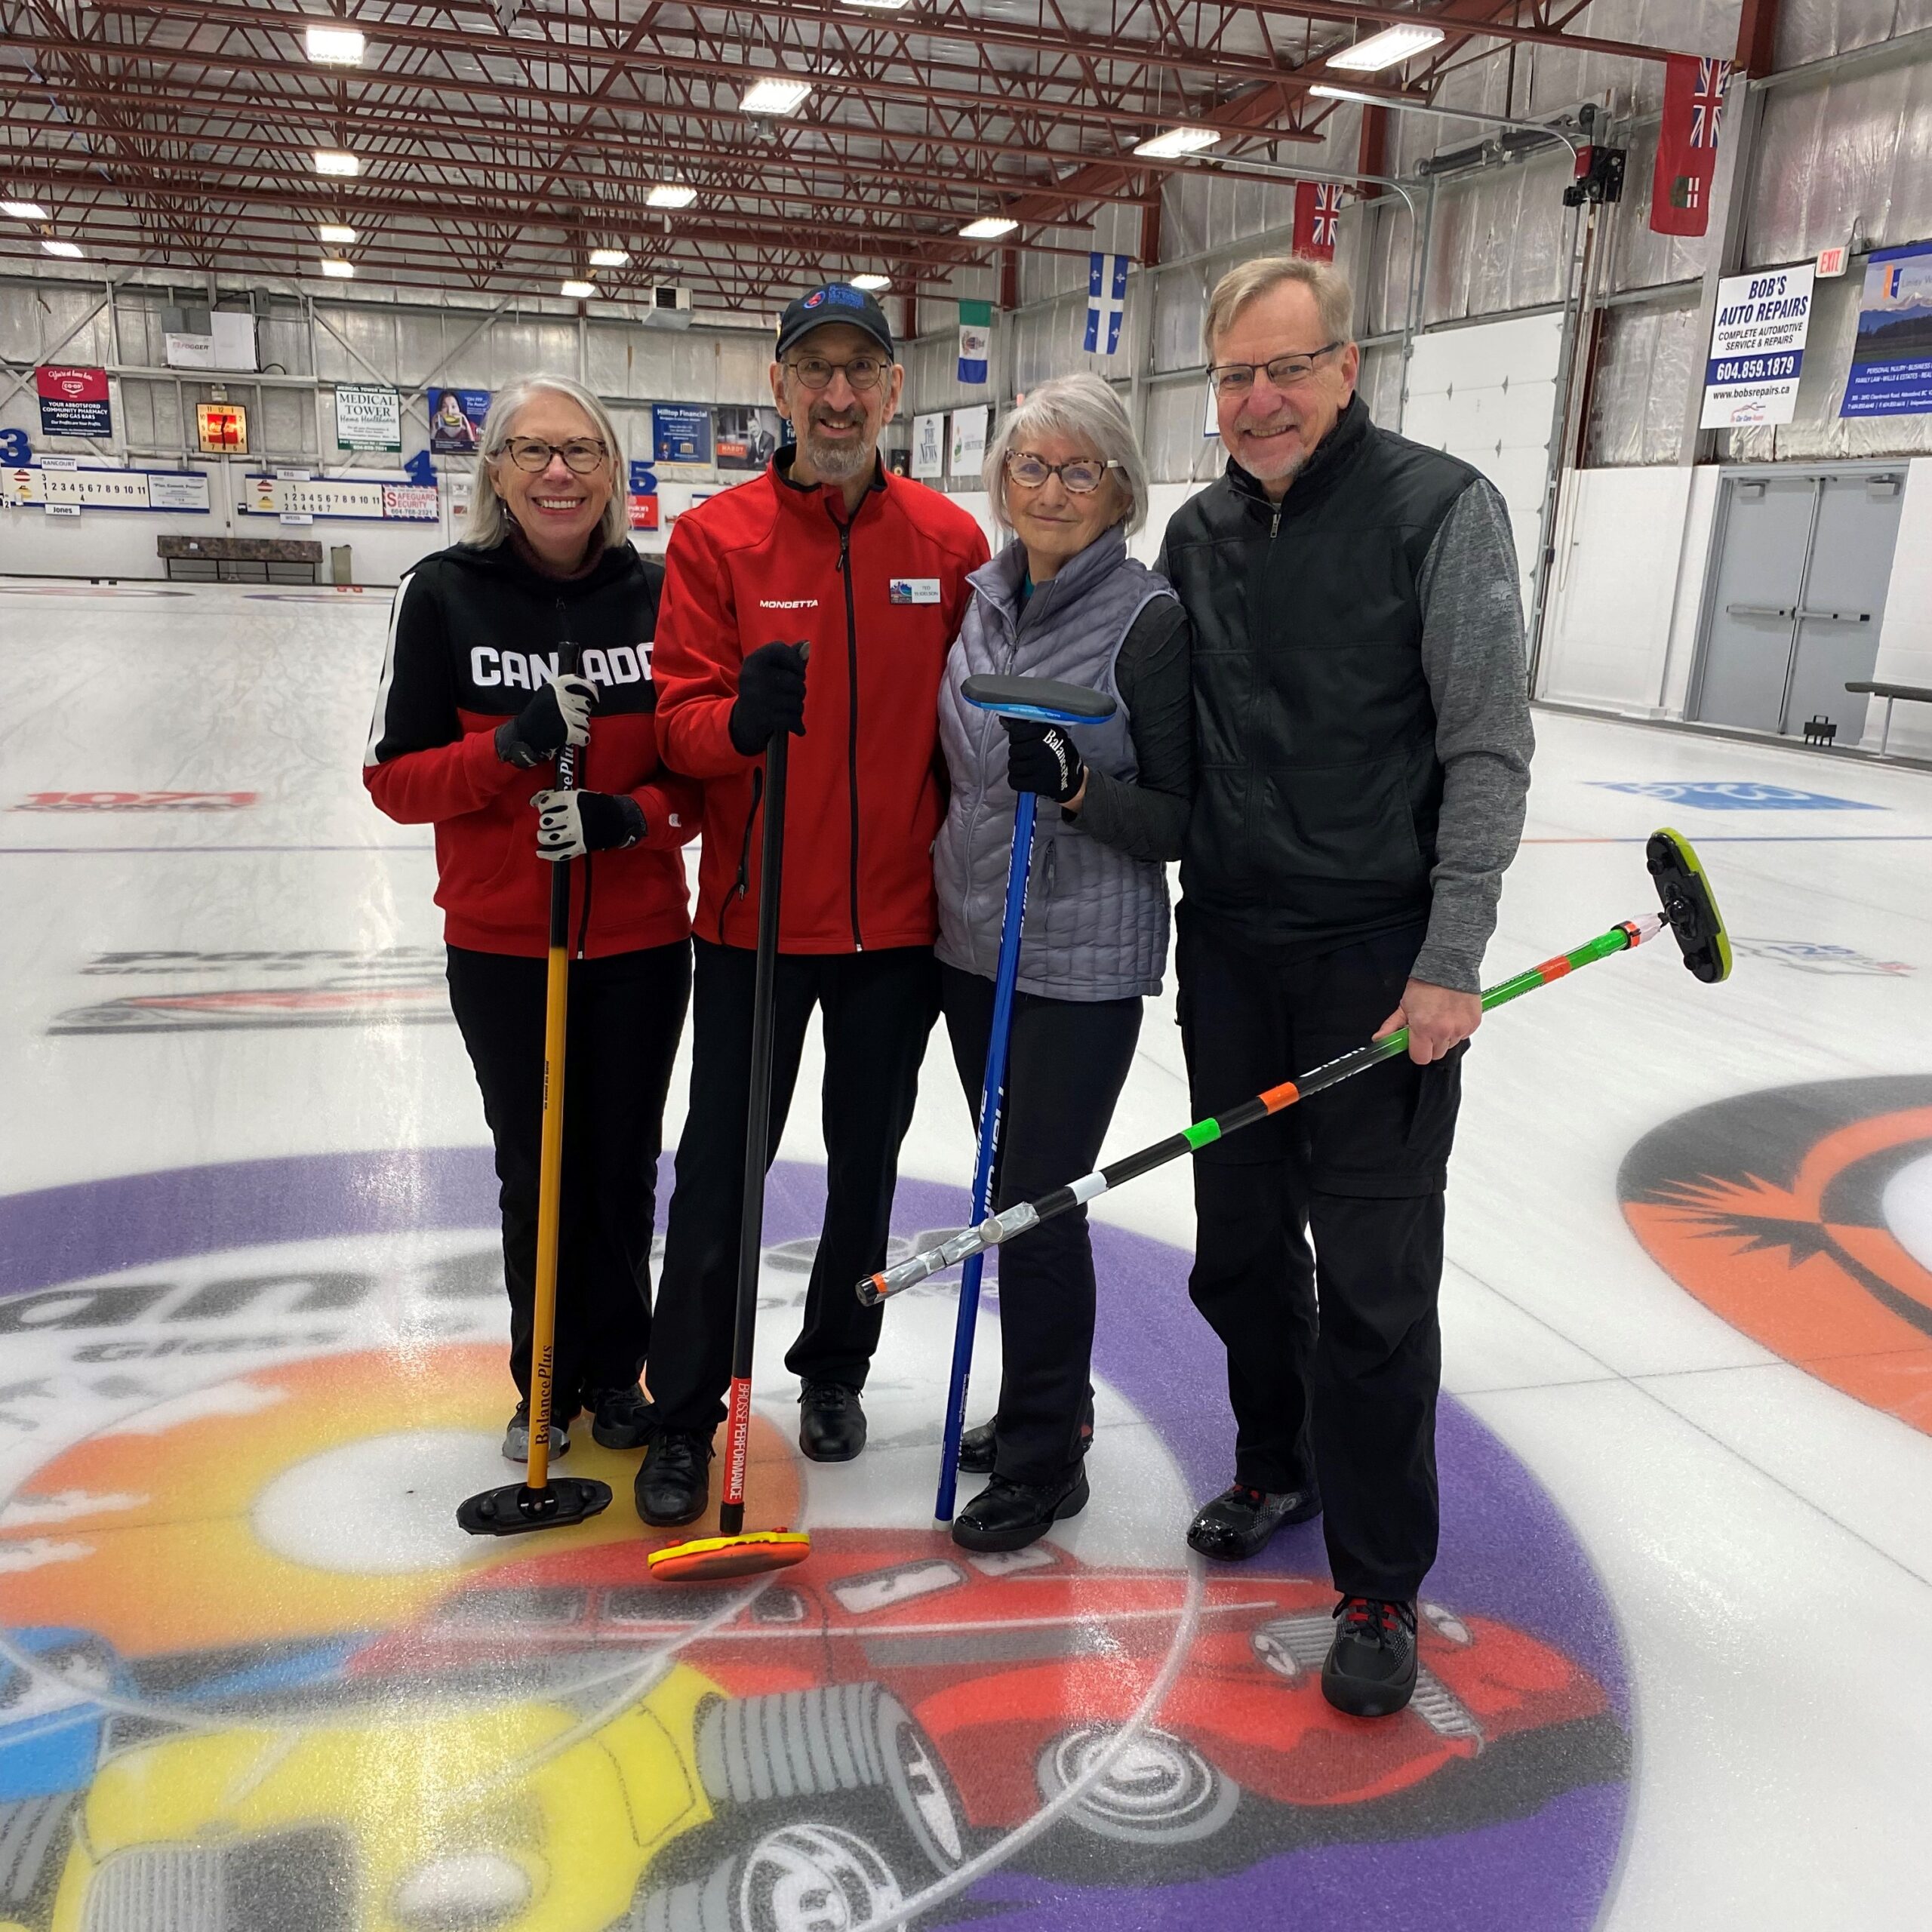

{"left": 1003, "top": 718, "right": 1085, "bottom": 803}
{"left": 728, "top": 641, "right": 808, "bottom": 756}
{"left": 533, "top": 789, "right": 645, "bottom": 863}
{"left": 495, "top": 672, "right": 596, "bottom": 768}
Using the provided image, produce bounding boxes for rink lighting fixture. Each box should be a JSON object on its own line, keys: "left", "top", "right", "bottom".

{"left": 42, "top": 238, "right": 83, "bottom": 258}
{"left": 740, "top": 77, "right": 813, "bottom": 115}
{"left": 320, "top": 257, "right": 355, "bottom": 278}
{"left": 318, "top": 221, "right": 358, "bottom": 244}
{"left": 1309, "top": 82, "right": 1581, "bottom": 150}
{"left": 843, "top": 0, "right": 913, "bottom": 10}
{"left": 850, "top": 272, "right": 891, "bottom": 290}
{"left": 1324, "top": 24, "right": 1445, "bottom": 70}
{"left": 304, "top": 24, "right": 366, "bottom": 66}
{"left": 561, "top": 278, "right": 597, "bottom": 300}
{"left": 3, "top": 199, "right": 49, "bottom": 220}
{"left": 645, "top": 183, "right": 697, "bottom": 208}
{"left": 589, "top": 246, "right": 631, "bottom": 266}
{"left": 1134, "top": 127, "right": 1222, "bottom": 159}
{"left": 314, "top": 149, "right": 361, "bottom": 177}
{"left": 1308, "top": 83, "right": 1382, "bottom": 104}
{"left": 959, "top": 216, "right": 1017, "bottom": 239}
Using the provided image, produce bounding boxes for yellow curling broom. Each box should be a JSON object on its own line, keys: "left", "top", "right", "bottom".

{"left": 650, "top": 651, "right": 811, "bottom": 1583}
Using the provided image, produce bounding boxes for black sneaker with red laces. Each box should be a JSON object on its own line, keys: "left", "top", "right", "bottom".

{"left": 1184, "top": 1480, "right": 1322, "bottom": 1561}
{"left": 1321, "top": 1595, "right": 1419, "bottom": 1717}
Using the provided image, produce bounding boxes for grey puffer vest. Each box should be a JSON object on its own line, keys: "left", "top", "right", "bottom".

{"left": 934, "top": 528, "right": 1175, "bottom": 1001}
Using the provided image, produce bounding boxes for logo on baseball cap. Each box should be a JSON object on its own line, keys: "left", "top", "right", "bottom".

{"left": 777, "top": 283, "right": 894, "bottom": 361}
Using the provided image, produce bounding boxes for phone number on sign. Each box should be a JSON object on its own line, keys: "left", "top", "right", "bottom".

{"left": 1712, "top": 354, "right": 1800, "bottom": 383}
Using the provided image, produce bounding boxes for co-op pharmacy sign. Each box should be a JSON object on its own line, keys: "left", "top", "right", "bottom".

{"left": 1700, "top": 263, "right": 1815, "bottom": 429}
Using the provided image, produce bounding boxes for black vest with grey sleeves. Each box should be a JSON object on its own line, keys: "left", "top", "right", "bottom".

{"left": 934, "top": 528, "right": 1175, "bottom": 1002}
{"left": 1163, "top": 393, "right": 1483, "bottom": 948}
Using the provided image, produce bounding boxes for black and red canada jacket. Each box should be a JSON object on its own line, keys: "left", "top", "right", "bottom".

{"left": 363, "top": 539, "right": 701, "bottom": 958}
{"left": 653, "top": 451, "right": 989, "bottom": 953}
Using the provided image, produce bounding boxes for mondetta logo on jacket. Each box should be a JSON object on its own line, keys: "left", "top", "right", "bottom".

{"left": 758, "top": 598, "right": 820, "bottom": 611}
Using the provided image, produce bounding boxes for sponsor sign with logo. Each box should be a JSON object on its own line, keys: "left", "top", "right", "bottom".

{"left": 427, "top": 388, "right": 489, "bottom": 454}
{"left": 1700, "top": 264, "right": 1814, "bottom": 429}
{"left": 1731, "top": 938, "right": 1912, "bottom": 975}
{"left": 714, "top": 405, "right": 782, "bottom": 472}
{"left": 35, "top": 365, "right": 112, "bottom": 439}
{"left": 911, "top": 412, "right": 945, "bottom": 479}
{"left": 1841, "top": 239, "right": 1932, "bottom": 417}
{"left": 334, "top": 385, "right": 403, "bottom": 453}
{"left": 1591, "top": 780, "right": 1881, "bottom": 810}
{"left": 13, "top": 791, "right": 257, "bottom": 813}
{"left": 949, "top": 404, "right": 989, "bottom": 479}
{"left": 653, "top": 405, "right": 713, "bottom": 467}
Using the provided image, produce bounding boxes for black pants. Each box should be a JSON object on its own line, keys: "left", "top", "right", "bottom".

{"left": 446, "top": 940, "right": 691, "bottom": 1414}
{"left": 648, "top": 940, "right": 940, "bottom": 1433}
{"left": 941, "top": 965, "right": 1142, "bottom": 1484}
{"left": 1176, "top": 906, "right": 1462, "bottom": 1601}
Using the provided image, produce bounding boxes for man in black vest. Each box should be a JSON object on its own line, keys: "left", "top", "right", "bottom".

{"left": 1159, "top": 256, "right": 1534, "bottom": 1719}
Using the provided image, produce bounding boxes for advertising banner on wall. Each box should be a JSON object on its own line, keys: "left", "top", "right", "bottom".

{"left": 334, "top": 385, "right": 403, "bottom": 452}
{"left": 1700, "top": 263, "right": 1815, "bottom": 428}
{"left": 35, "top": 365, "right": 112, "bottom": 438}
{"left": 1840, "top": 241, "right": 1932, "bottom": 417}
{"left": 628, "top": 457, "right": 660, "bottom": 530}
{"left": 949, "top": 405, "right": 989, "bottom": 479}
{"left": 714, "top": 405, "right": 782, "bottom": 472}
{"left": 911, "top": 412, "right": 946, "bottom": 478}
{"left": 653, "top": 405, "right": 713, "bottom": 466}
{"left": 428, "top": 389, "right": 489, "bottom": 453}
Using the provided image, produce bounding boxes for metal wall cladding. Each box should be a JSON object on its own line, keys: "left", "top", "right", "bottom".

{"left": 0, "top": 281, "right": 109, "bottom": 365}
{"left": 1777, "top": 0, "right": 1932, "bottom": 68}
{"left": 1602, "top": 123, "right": 1716, "bottom": 295}
{"left": 1747, "top": 54, "right": 1932, "bottom": 266}
{"left": 1585, "top": 296, "right": 1703, "bottom": 464}
{"left": 1141, "top": 372, "right": 1227, "bottom": 488}
{"left": 1421, "top": 154, "right": 1574, "bottom": 325}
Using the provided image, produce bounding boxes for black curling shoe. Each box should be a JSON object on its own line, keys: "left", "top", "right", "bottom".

{"left": 798, "top": 1380, "right": 867, "bottom": 1462}
{"left": 587, "top": 1383, "right": 653, "bottom": 1451}
{"left": 635, "top": 1429, "right": 712, "bottom": 1527}
{"left": 951, "top": 1466, "right": 1090, "bottom": 1553}
{"left": 1185, "top": 1481, "right": 1321, "bottom": 1561}
{"left": 1321, "top": 1595, "right": 1419, "bottom": 1718}
{"left": 501, "top": 1402, "right": 570, "bottom": 1463}
{"left": 958, "top": 1393, "right": 1095, "bottom": 1476}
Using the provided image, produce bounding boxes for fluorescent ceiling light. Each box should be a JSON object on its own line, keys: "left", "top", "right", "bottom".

{"left": 320, "top": 257, "right": 355, "bottom": 278}
{"left": 1324, "top": 23, "right": 1445, "bottom": 70}
{"left": 42, "top": 238, "right": 83, "bottom": 258}
{"left": 2, "top": 199, "right": 48, "bottom": 220}
{"left": 850, "top": 272, "right": 891, "bottom": 291}
{"left": 318, "top": 221, "right": 358, "bottom": 244}
{"left": 959, "top": 216, "right": 1017, "bottom": 239}
{"left": 313, "top": 149, "right": 361, "bottom": 177}
{"left": 740, "top": 77, "right": 812, "bottom": 115}
{"left": 1308, "top": 82, "right": 1378, "bottom": 104}
{"left": 1133, "top": 126, "right": 1222, "bottom": 159}
{"left": 561, "top": 278, "right": 596, "bottom": 300}
{"left": 843, "top": 0, "right": 912, "bottom": 9}
{"left": 589, "top": 246, "right": 631, "bottom": 266}
{"left": 304, "top": 25, "right": 365, "bottom": 65}
{"left": 646, "top": 183, "right": 697, "bottom": 208}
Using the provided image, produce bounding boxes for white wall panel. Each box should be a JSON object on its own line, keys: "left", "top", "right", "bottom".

{"left": 1862, "top": 454, "right": 1932, "bottom": 755}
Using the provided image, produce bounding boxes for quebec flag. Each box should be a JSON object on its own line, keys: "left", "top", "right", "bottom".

{"left": 1084, "top": 253, "right": 1130, "bottom": 355}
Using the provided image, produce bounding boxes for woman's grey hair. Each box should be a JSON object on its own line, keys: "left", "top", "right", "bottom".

{"left": 466, "top": 374, "right": 629, "bottom": 552}
{"left": 983, "top": 371, "right": 1149, "bottom": 537}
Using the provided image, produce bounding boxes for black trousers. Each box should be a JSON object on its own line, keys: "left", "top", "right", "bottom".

{"left": 1176, "top": 906, "right": 1463, "bottom": 1601}
{"left": 446, "top": 940, "right": 691, "bottom": 1414}
{"left": 648, "top": 940, "right": 940, "bottom": 1433}
{"left": 941, "top": 965, "right": 1142, "bottom": 1485}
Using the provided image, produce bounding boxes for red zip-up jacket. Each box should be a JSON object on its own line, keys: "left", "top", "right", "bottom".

{"left": 363, "top": 539, "right": 701, "bottom": 958}
{"left": 654, "top": 451, "right": 989, "bottom": 953}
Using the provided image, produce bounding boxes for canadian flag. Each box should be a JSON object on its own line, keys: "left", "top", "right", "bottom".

{"left": 1294, "top": 182, "right": 1343, "bottom": 262}
{"left": 1651, "top": 54, "right": 1733, "bottom": 238}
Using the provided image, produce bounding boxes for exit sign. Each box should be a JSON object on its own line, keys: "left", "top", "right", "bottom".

{"left": 1816, "top": 245, "right": 1850, "bottom": 277}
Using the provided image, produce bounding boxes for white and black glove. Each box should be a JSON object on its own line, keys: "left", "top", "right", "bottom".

{"left": 496, "top": 673, "right": 596, "bottom": 768}
{"left": 1003, "top": 718, "right": 1085, "bottom": 804}
{"left": 533, "top": 788, "right": 645, "bottom": 862}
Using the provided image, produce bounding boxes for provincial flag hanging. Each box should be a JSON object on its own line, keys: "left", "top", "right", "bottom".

{"left": 958, "top": 299, "right": 992, "bottom": 385}
{"left": 1651, "top": 54, "right": 1733, "bottom": 238}
{"left": 1084, "top": 253, "right": 1131, "bottom": 355}
{"left": 1294, "top": 182, "right": 1343, "bottom": 262}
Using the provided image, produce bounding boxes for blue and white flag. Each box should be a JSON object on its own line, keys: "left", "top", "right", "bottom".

{"left": 1084, "top": 253, "right": 1131, "bottom": 355}
{"left": 958, "top": 300, "right": 992, "bottom": 385}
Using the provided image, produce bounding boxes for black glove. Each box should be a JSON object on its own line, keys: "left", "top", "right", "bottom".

{"left": 1004, "top": 718, "right": 1085, "bottom": 804}
{"left": 532, "top": 789, "right": 645, "bottom": 862}
{"left": 495, "top": 672, "right": 595, "bottom": 768}
{"left": 728, "top": 641, "right": 808, "bottom": 755}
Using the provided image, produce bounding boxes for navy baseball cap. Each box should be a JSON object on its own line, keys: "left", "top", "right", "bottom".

{"left": 776, "top": 282, "right": 895, "bottom": 361}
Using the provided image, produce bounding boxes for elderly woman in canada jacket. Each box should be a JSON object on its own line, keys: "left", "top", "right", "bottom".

{"left": 933, "top": 371, "right": 1192, "bottom": 1553}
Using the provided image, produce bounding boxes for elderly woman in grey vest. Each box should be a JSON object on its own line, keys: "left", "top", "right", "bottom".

{"left": 934, "top": 371, "right": 1193, "bottom": 1552}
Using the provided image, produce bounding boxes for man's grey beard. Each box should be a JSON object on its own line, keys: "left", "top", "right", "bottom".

{"left": 804, "top": 419, "right": 872, "bottom": 480}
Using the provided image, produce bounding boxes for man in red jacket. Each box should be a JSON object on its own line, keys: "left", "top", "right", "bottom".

{"left": 640, "top": 283, "right": 990, "bottom": 1526}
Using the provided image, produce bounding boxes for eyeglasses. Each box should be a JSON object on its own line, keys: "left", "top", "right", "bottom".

{"left": 786, "top": 354, "right": 891, "bottom": 392}
{"left": 1208, "top": 342, "right": 1344, "bottom": 395}
{"left": 1004, "top": 451, "right": 1123, "bottom": 494}
{"left": 501, "top": 436, "right": 610, "bottom": 474}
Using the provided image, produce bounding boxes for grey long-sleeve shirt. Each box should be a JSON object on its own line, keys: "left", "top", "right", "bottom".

{"left": 1409, "top": 479, "right": 1535, "bottom": 992}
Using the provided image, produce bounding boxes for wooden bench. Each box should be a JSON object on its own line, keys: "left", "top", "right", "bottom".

{"left": 1844, "top": 681, "right": 1932, "bottom": 756}
{"left": 158, "top": 534, "right": 324, "bottom": 585}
